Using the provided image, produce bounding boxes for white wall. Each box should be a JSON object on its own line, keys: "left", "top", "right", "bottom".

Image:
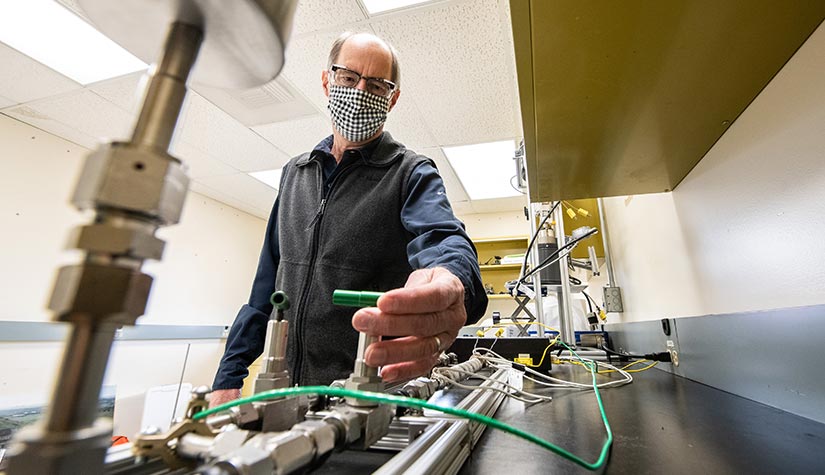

{"left": 0, "top": 115, "right": 268, "bottom": 436}
{"left": 0, "top": 114, "right": 267, "bottom": 325}
{"left": 602, "top": 22, "right": 825, "bottom": 323}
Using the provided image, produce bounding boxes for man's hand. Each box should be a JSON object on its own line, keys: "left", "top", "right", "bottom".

{"left": 209, "top": 388, "right": 241, "bottom": 409}
{"left": 352, "top": 267, "right": 466, "bottom": 383}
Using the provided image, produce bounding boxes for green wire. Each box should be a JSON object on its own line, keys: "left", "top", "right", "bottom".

{"left": 195, "top": 344, "right": 612, "bottom": 471}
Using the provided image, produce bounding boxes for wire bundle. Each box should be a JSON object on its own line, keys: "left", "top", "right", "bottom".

{"left": 473, "top": 347, "right": 634, "bottom": 390}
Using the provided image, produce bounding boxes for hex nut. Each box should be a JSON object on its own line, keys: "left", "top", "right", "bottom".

{"left": 344, "top": 375, "right": 384, "bottom": 407}
{"left": 72, "top": 143, "right": 189, "bottom": 225}
{"left": 214, "top": 443, "right": 274, "bottom": 475}
{"left": 323, "top": 405, "right": 361, "bottom": 445}
{"left": 251, "top": 432, "right": 314, "bottom": 474}
{"left": 292, "top": 420, "right": 336, "bottom": 456}
{"left": 71, "top": 223, "right": 165, "bottom": 260}
{"left": 49, "top": 263, "right": 152, "bottom": 325}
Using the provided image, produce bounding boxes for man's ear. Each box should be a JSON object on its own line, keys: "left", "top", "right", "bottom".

{"left": 322, "top": 69, "right": 330, "bottom": 98}
{"left": 388, "top": 89, "right": 401, "bottom": 112}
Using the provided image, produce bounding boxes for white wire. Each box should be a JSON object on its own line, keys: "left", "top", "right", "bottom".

{"left": 434, "top": 373, "right": 549, "bottom": 404}
{"left": 472, "top": 347, "right": 633, "bottom": 390}
{"left": 432, "top": 366, "right": 553, "bottom": 403}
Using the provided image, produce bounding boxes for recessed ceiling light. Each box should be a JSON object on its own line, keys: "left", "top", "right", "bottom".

{"left": 442, "top": 140, "right": 523, "bottom": 200}
{"left": 249, "top": 169, "right": 283, "bottom": 190}
{"left": 0, "top": 0, "right": 147, "bottom": 85}
{"left": 361, "top": 0, "right": 436, "bottom": 15}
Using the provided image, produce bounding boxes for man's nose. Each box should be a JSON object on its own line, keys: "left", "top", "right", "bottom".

{"left": 355, "top": 77, "right": 369, "bottom": 91}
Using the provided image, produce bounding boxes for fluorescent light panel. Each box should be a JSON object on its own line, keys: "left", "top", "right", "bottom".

{"left": 442, "top": 140, "right": 522, "bottom": 200}
{"left": 249, "top": 169, "right": 283, "bottom": 190}
{"left": 0, "top": 0, "right": 146, "bottom": 85}
{"left": 361, "top": 0, "right": 436, "bottom": 15}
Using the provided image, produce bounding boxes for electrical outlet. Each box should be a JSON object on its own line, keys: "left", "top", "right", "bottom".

{"left": 666, "top": 339, "right": 679, "bottom": 367}
{"left": 603, "top": 286, "right": 624, "bottom": 312}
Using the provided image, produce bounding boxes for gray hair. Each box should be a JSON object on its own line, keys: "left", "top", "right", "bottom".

{"left": 327, "top": 31, "right": 401, "bottom": 89}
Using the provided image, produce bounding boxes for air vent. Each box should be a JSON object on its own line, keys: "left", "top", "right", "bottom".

{"left": 194, "top": 76, "right": 317, "bottom": 126}
{"left": 235, "top": 81, "right": 295, "bottom": 110}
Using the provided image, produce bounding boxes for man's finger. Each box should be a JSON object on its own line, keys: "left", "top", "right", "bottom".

{"left": 365, "top": 335, "right": 444, "bottom": 366}
{"left": 380, "top": 356, "right": 440, "bottom": 383}
{"left": 378, "top": 274, "right": 462, "bottom": 314}
{"left": 352, "top": 307, "right": 463, "bottom": 337}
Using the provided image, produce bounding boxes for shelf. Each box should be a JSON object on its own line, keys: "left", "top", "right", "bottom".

{"left": 487, "top": 294, "right": 514, "bottom": 300}
{"left": 479, "top": 264, "right": 521, "bottom": 271}
{"left": 472, "top": 236, "right": 528, "bottom": 244}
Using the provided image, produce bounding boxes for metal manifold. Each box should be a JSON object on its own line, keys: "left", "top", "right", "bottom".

{"left": 100, "top": 353, "right": 508, "bottom": 475}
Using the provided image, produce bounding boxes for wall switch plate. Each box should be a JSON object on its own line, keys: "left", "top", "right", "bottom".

{"left": 604, "top": 286, "right": 624, "bottom": 312}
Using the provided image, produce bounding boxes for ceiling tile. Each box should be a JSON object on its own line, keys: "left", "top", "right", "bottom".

{"left": 195, "top": 173, "right": 278, "bottom": 207}
{"left": 372, "top": 0, "right": 520, "bottom": 146}
{"left": 170, "top": 140, "right": 240, "bottom": 179}
{"left": 88, "top": 72, "right": 144, "bottom": 113}
{"left": 3, "top": 89, "right": 132, "bottom": 148}
{"left": 385, "top": 97, "right": 437, "bottom": 151}
{"left": 253, "top": 113, "right": 331, "bottom": 157}
{"left": 0, "top": 42, "right": 81, "bottom": 103}
{"left": 292, "top": 0, "right": 368, "bottom": 37}
{"left": 178, "top": 93, "right": 291, "bottom": 172}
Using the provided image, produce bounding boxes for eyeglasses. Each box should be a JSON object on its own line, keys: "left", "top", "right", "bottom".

{"left": 330, "top": 64, "right": 397, "bottom": 98}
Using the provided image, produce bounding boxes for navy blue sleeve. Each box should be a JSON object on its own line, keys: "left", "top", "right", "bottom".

{"left": 212, "top": 196, "right": 280, "bottom": 390}
{"left": 401, "top": 161, "right": 488, "bottom": 323}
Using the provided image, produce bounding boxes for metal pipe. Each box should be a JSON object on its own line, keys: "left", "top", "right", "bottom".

{"left": 259, "top": 320, "right": 288, "bottom": 374}
{"left": 354, "top": 332, "right": 379, "bottom": 378}
{"left": 554, "top": 205, "right": 576, "bottom": 345}
{"left": 528, "top": 203, "right": 545, "bottom": 327}
{"left": 131, "top": 22, "right": 202, "bottom": 152}
{"left": 44, "top": 323, "right": 117, "bottom": 431}
{"left": 597, "top": 198, "right": 617, "bottom": 287}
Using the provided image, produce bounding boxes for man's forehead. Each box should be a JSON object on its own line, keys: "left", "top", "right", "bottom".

{"left": 337, "top": 35, "right": 393, "bottom": 76}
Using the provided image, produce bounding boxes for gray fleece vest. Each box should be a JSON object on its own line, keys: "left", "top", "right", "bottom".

{"left": 275, "top": 132, "right": 432, "bottom": 385}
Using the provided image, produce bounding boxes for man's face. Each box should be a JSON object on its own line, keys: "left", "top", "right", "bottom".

{"left": 322, "top": 35, "right": 400, "bottom": 112}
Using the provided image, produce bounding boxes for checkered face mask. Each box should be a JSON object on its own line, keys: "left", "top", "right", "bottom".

{"left": 328, "top": 85, "right": 390, "bottom": 142}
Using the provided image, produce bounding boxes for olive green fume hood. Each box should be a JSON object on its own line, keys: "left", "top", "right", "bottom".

{"left": 510, "top": 1, "right": 825, "bottom": 201}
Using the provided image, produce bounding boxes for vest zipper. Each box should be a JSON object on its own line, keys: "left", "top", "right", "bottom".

{"left": 293, "top": 161, "right": 358, "bottom": 384}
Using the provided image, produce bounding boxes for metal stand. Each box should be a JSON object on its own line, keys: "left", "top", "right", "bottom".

{"left": 6, "top": 22, "right": 203, "bottom": 475}
{"left": 554, "top": 204, "right": 576, "bottom": 345}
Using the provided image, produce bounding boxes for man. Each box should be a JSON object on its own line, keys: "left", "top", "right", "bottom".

{"left": 210, "top": 32, "right": 487, "bottom": 407}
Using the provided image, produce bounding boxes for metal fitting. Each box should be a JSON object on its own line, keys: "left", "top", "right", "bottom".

{"left": 292, "top": 420, "right": 337, "bottom": 457}
{"left": 322, "top": 405, "right": 362, "bottom": 447}
{"left": 213, "top": 442, "right": 275, "bottom": 475}
{"left": 48, "top": 263, "right": 152, "bottom": 325}
{"left": 70, "top": 223, "right": 165, "bottom": 261}
{"left": 399, "top": 377, "right": 439, "bottom": 400}
{"left": 257, "top": 397, "right": 300, "bottom": 433}
{"left": 72, "top": 143, "right": 189, "bottom": 225}
{"left": 249, "top": 431, "right": 314, "bottom": 475}
{"left": 229, "top": 403, "right": 260, "bottom": 430}
{"left": 348, "top": 405, "right": 394, "bottom": 450}
{"left": 344, "top": 375, "right": 384, "bottom": 407}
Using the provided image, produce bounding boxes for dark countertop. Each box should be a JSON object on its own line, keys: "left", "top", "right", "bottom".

{"left": 318, "top": 364, "right": 825, "bottom": 474}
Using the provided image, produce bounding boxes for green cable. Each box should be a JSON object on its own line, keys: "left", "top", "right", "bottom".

{"left": 195, "top": 345, "right": 613, "bottom": 471}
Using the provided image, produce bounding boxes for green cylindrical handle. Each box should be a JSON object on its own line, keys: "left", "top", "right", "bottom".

{"left": 270, "top": 291, "right": 290, "bottom": 310}
{"left": 332, "top": 290, "right": 384, "bottom": 308}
